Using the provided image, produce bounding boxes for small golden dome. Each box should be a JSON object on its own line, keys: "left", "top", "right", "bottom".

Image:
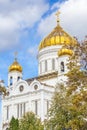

{"left": 58, "top": 48, "right": 73, "bottom": 56}
{"left": 39, "top": 25, "right": 76, "bottom": 50}
{"left": 9, "top": 59, "right": 22, "bottom": 72}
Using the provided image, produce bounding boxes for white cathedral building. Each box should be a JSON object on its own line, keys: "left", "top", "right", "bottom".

{"left": 1, "top": 13, "right": 76, "bottom": 130}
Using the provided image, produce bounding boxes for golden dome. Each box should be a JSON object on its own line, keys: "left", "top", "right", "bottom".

{"left": 58, "top": 48, "right": 73, "bottom": 56}
{"left": 39, "top": 25, "right": 76, "bottom": 50}
{"left": 9, "top": 59, "right": 22, "bottom": 72}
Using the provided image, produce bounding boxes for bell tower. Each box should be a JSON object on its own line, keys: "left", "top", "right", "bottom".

{"left": 8, "top": 53, "right": 23, "bottom": 87}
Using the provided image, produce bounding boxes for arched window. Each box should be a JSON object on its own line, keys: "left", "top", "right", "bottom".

{"left": 52, "top": 59, "right": 55, "bottom": 70}
{"left": 10, "top": 76, "right": 13, "bottom": 86}
{"left": 60, "top": 62, "right": 64, "bottom": 72}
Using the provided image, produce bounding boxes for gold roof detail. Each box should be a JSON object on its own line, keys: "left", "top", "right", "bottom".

{"left": 39, "top": 25, "right": 76, "bottom": 50}
{"left": 58, "top": 48, "right": 73, "bottom": 56}
{"left": 39, "top": 11, "right": 76, "bottom": 50}
{"left": 9, "top": 59, "right": 22, "bottom": 72}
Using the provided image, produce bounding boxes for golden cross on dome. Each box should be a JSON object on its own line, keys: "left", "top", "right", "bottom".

{"left": 55, "top": 10, "right": 61, "bottom": 25}
{"left": 14, "top": 52, "right": 18, "bottom": 61}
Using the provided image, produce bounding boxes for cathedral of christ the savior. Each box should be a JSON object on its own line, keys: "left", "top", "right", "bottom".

{"left": 1, "top": 12, "right": 76, "bottom": 130}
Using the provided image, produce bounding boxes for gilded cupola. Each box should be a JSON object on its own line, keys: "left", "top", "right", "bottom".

{"left": 9, "top": 58, "right": 22, "bottom": 72}
{"left": 39, "top": 11, "right": 76, "bottom": 50}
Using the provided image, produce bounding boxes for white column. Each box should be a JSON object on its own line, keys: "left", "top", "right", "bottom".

{"left": 41, "top": 91, "right": 44, "bottom": 121}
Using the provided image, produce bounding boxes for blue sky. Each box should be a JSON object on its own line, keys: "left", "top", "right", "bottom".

{"left": 0, "top": 0, "right": 87, "bottom": 128}
{"left": 0, "top": 0, "right": 67, "bottom": 86}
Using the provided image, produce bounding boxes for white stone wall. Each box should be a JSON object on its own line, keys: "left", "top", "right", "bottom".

{"left": 2, "top": 44, "right": 70, "bottom": 130}
{"left": 40, "top": 77, "right": 57, "bottom": 87}
{"left": 8, "top": 71, "right": 22, "bottom": 86}
{"left": 38, "top": 45, "right": 62, "bottom": 75}
{"left": 2, "top": 79, "right": 55, "bottom": 130}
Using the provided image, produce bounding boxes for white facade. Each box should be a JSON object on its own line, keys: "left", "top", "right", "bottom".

{"left": 2, "top": 76, "right": 56, "bottom": 130}
{"left": 1, "top": 23, "right": 73, "bottom": 130}
{"left": 38, "top": 45, "right": 61, "bottom": 76}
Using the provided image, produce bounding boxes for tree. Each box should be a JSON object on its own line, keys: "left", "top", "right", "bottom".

{"left": 8, "top": 116, "right": 19, "bottom": 130}
{"left": 45, "top": 84, "right": 72, "bottom": 130}
{"left": 19, "top": 112, "right": 44, "bottom": 130}
{"left": 0, "top": 80, "right": 6, "bottom": 96}
{"left": 46, "top": 38, "right": 87, "bottom": 130}
{"left": 0, "top": 86, "right": 6, "bottom": 96}
{"left": 65, "top": 38, "right": 87, "bottom": 130}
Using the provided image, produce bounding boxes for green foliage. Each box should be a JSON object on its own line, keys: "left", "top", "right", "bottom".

{"left": 65, "top": 40, "right": 87, "bottom": 130}
{"left": 45, "top": 84, "right": 72, "bottom": 130}
{"left": 45, "top": 39, "right": 87, "bottom": 130}
{"left": 19, "top": 112, "right": 44, "bottom": 130}
{"left": 8, "top": 116, "right": 19, "bottom": 130}
{"left": 0, "top": 86, "right": 6, "bottom": 96}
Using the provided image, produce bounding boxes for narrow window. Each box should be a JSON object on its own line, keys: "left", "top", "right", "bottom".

{"left": 60, "top": 62, "right": 64, "bottom": 72}
{"left": 47, "top": 100, "right": 49, "bottom": 114}
{"left": 45, "top": 60, "right": 47, "bottom": 72}
{"left": 6, "top": 106, "right": 9, "bottom": 120}
{"left": 10, "top": 77, "right": 13, "bottom": 86}
{"left": 20, "top": 104, "right": 22, "bottom": 117}
{"left": 35, "top": 101, "right": 38, "bottom": 115}
{"left": 17, "top": 104, "right": 19, "bottom": 118}
{"left": 52, "top": 59, "right": 55, "bottom": 70}
{"left": 17, "top": 77, "right": 20, "bottom": 81}
{"left": 40, "top": 62, "right": 42, "bottom": 74}
{"left": 23, "top": 103, "right": 26, "bottom": 115}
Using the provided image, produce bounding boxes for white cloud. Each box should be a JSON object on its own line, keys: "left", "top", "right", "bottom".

{"left": 0, "top": 0, "right": 49, "bottom": 51}
{"left": 60, "top": 0, "right": 87, "bottom": 39}
{"left": 1, "top": 0, "right": 86, "bottom": 51}
{"left": 37, "top": 12, "right": 56, "bottom": 38}
{"left": 38, "top": 0, "right": 87, "bottom": 40}
{"left": 28, "top": 45, "right": 38, "bottom": 57}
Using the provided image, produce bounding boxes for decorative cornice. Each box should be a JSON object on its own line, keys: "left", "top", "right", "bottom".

{"left": 26, "top": 71, "right": 58, "bottom": 84}
{"left": 3, "top": 89, "right": 54, "bottom": 100}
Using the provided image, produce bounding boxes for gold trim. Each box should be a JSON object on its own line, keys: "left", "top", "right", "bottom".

{"left": 39, "top": 25, "right": 76, "bottom": 50}
{"left": 58, "top": 48, "right": 73, "bottom": 56}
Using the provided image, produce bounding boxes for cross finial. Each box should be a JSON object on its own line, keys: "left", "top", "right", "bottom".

{"left": 55, "top": 10, "right": 61, "bottom": 25}
{"left": 14, "top": 52, "right": 18, "bottom": 61}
